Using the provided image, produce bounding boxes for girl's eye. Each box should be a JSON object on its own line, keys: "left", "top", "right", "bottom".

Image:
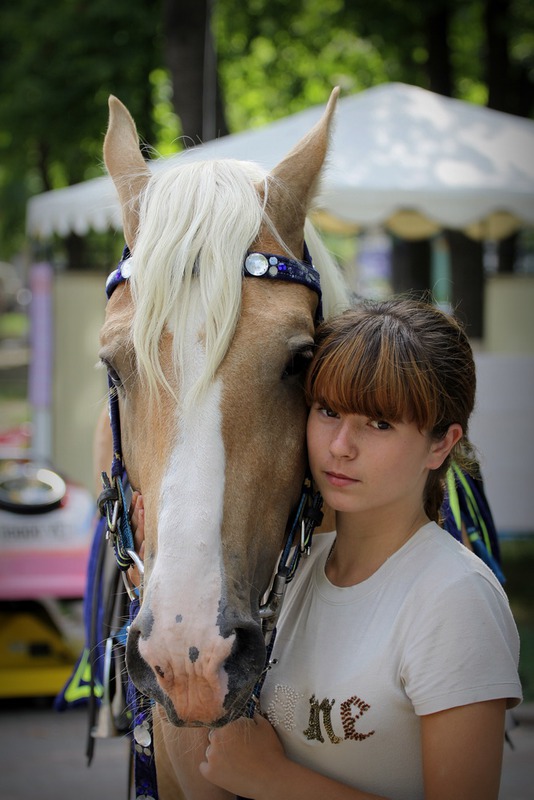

{"left": 315, "top": 403, "right": 339, "bottom": 419}
{"left": 370, "top": 419, "right": 391, "bottom": 430}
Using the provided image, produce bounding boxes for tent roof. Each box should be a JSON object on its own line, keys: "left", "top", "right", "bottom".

{"left": 27, "top": 82, "right": 534, "bottom": 241}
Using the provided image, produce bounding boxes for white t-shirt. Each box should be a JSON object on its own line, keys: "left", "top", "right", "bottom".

{"left": 261, "top": 523, "right": 522, "bottom": 800}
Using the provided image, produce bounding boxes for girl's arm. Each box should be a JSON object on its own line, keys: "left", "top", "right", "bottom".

{"left": 200, "top": 713, "right": 385, "bottom": 800}
{"left": 200, "top": 700, "right": 507, "bottom": 800}
{"left": 421, "top": 698, "right": 506, "bottom": 800}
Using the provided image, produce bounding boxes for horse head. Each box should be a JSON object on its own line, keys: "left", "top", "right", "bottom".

{"left": 99, "top": 91, "right": 347, "bottom": 728}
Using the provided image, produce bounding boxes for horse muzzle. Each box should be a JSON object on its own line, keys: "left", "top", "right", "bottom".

{"left": 126, "top": 603, "right": 266, "bottom": 727}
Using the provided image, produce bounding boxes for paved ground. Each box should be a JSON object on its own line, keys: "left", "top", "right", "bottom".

{"left": 1, "top": 699, "right": 130, "bottom": 800}
{"left": 1, "top": 699, "right": 533, "bottom": 799}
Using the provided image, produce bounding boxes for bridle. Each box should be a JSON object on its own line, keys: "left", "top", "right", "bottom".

{"left": 97, "top": 243, "right": 325, "bottom": 799}
{"left": 99, "top": 242, "right": 324, "bottom": 598}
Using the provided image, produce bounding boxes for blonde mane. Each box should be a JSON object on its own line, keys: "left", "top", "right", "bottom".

{"left": 129, "top": 157, "right": 349, "bottom": 405}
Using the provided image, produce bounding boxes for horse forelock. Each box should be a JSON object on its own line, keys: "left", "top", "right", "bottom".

{"left": 128, "top": 159, "right": 263, "bottom": 406}
{"left": 125, "top": 156, "right": 349, "bottom": 408}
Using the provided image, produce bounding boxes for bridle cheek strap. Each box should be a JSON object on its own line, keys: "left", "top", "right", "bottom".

{"left": 245, "top": 476, "right": 323, "bottom": 716}
{"left": 97, "top": 375, "right": 137, "bottom": 585}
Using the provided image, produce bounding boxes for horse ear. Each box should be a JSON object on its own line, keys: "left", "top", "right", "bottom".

{"left": 257, "top": 87, "right": 340, "bottom": 257}
{"left": 103, "top": 95, "right": 151, "bottom": 251}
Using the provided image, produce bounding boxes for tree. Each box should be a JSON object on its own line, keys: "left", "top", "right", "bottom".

{"left": 213, "top": 0, "right": 395, "bottom": 130}
{"left": 1, "top": 0, "right": 532, "bottom": 287}
{"left": 162, "top": 0, "right": 228, "bottom": 142}
{"left": 0, "top": 0, "right": 162, "bottom": 261}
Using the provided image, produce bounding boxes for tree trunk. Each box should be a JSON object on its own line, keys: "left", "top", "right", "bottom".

{"left": 484, "top": 0, "right": 511, "bottom": 112}
{"left": 162, "top": 0, "right": 228, "bottom": 143}
{"left": 65, "top": 232, "right": 87, "bottom": 270}
{"left": 445, "top": 231, "right": 485, "bottom": 339}
{"left": 497, "top": 232, "right": 518, "bottom": 273}
{"left": 425, "top": 2, "right": 452, "bottom": 97}
{"left": 423, "top": 5, "right": 487, "bottom": 338}
{"left": 391, "top": 238, "right": 432, "bottom": 299}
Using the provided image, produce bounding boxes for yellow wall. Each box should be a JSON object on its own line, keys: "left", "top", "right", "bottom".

{"left": 477, "top": 276, "right": 534, "bottom": 533}
{"left": 52, "top": 272, "right": 107, "bottom": 496}
{"left": 484, "top": 274, "right": 534, "bottom": 353}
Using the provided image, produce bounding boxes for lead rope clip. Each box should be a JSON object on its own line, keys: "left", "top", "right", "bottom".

{"left": 300, "top": 519, "right": 311, "bottom": 555}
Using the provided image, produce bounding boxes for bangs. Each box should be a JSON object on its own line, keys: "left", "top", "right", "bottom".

{"left": 305, "top": 311, "right": 440, "bottom": 429}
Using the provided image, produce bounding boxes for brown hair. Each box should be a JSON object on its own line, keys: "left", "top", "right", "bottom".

{"left": 305, "top": 298, "right": 476, "bottom": 523}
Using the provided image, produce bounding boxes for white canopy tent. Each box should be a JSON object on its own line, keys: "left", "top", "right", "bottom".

{"left": 27, "top": 82, "right": 534, "bottom": 242}
{"left": 23, "top": 82, "right": 534, "bottom": 534}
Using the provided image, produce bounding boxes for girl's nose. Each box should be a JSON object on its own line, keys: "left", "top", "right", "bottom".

{"left": 329, "top": 419, "right": 358, "bottom": 458}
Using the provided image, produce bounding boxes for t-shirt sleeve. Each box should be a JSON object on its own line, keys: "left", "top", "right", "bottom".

{"left": 400, "top": 568, "right": 522, "bottom": 716}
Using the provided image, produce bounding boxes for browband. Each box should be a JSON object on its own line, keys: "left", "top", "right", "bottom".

{"left": 105, "top": 243, "right": 323, "bottom": 322}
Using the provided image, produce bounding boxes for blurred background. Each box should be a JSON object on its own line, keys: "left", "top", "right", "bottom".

{"left": 0, "top": 1, "right": 533, "bottom": 794}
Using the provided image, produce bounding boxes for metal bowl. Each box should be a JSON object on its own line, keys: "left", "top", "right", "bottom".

{"left": 0, "top": 461, "right": 67, "bottom": 514}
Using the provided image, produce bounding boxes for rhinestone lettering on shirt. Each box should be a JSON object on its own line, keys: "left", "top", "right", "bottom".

{"left": 267, "top": 684, "right": 375, "bottom": 745}
{"left": 340, "top": 695, "right": 375, "bottom": 741}
{"left": 303, "top": 694, "right": 343, "bottom": 743}
{"left": 265, "top": 684, "right": 304, "bottom": 731}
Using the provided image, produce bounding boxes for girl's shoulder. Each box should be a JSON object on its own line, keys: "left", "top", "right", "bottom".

{"left": 409, "top": 521, "right": 502, "bottom": 583}
{"left": 401, "top": 522, "right": 513, "bottom": 619}
{"left": 398, "top": 526, "right": 522, "bottom": 713}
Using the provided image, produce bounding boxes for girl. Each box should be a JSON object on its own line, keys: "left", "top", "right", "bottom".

{"left": 197, "top": 298, "right": 522, "bottom": 800}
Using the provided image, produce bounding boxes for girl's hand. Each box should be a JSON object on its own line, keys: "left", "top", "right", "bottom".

{"left": 200, "top": 713, "right": 286, "bottom": 798}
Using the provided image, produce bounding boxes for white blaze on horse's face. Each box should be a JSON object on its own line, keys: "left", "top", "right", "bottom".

{"left": 136, "top": 296, "right": 232, "bottom": 723}
{"left": 101, "top": 89, "right": 341, "bottom": 727}
{"left": 114, "top": 280, "right": 318, "bottom": 727}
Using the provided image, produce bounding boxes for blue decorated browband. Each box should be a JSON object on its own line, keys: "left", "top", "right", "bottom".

{"left": 105, "top": 245, "right": 133, "bottom": 298}
{"left": 105, "top": 243, "right": 323, "bottom": 322}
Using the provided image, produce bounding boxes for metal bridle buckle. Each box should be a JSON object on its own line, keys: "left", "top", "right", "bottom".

{"left": 300, "top": 519, "right": 311, "bottom": 556}
{"left": 258, "top": 567, "right": 289, "bottom": 643}
{"left": 121, "top": 548, "right": 145, "bottom": 601}
{"left": 98, "top": 472, "right": 119, "bottom": 532}
{"left": 108, "top": 496, "right": 120, "bottom": 536}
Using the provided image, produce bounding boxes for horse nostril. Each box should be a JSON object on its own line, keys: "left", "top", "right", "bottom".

{"left": 126, "top": 625, "right": 163, "bottom": 700}
{"left": 223, "top": 621, "right": 266, "bottom": 707}
{"left": 233, "top": 623, "right": 263, "bottom": 653}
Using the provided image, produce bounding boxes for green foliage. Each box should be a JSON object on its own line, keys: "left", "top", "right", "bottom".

{"left": 0, "top": 0, "right": 162, "bottom": 258}
{"left": 450, "top": 1, "right": 487, "bottom": 103}
{"left": 1, "top": 0, "right": 533, "bottom": 262}
{"left": 214, "top": 0, "right": 394, "bottom": 130}
{"left": 149, "top": 69, "right": 184, "bottom": 156}
{"left": 213, "top": 0, "right": 533, "bottom": 130}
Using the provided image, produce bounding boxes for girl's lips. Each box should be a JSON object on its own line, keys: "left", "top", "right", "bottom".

{"left": 325, "top": 471, "right": 358, "bottom": 487}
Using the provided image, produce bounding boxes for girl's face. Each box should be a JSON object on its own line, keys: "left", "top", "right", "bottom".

{"left": 306, "top": 403, "right": 455, "bottom": 519}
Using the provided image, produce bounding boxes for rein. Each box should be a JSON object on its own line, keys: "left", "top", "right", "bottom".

{"left": 97, "top": 244, "right": 324, "bottom": 799}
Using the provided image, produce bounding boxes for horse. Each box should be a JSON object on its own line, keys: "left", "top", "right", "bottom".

{"left": 97, "top": 89, "right": 349, "bottom": 797}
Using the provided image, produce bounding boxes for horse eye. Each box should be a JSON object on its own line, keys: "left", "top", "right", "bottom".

{"left": 281, "top": 348, "right": 313, "bottom": 380}
{"left": 102, "top": 361, "right": 122, "bottom": 388}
